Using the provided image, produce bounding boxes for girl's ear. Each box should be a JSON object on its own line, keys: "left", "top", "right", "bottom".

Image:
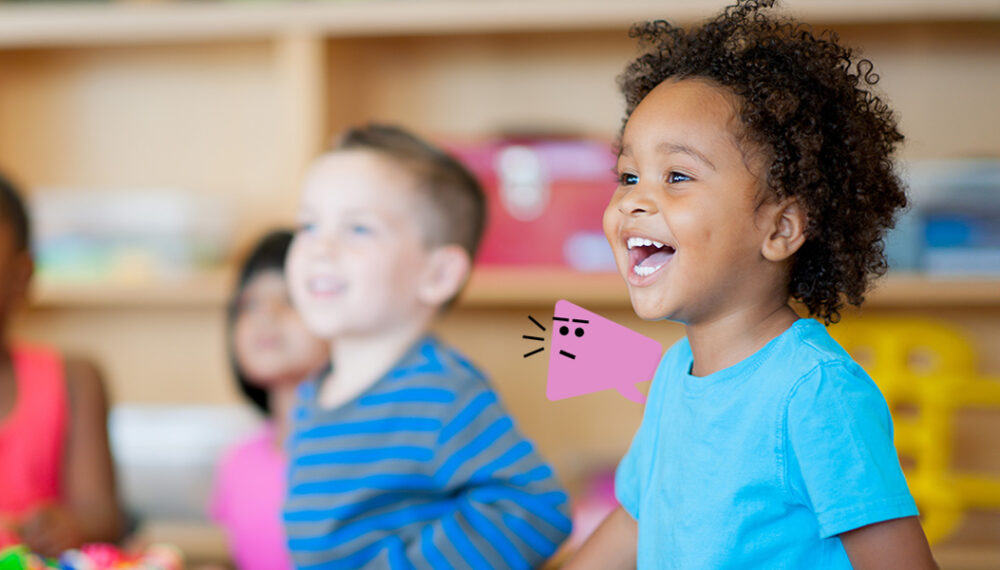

{"left": 417, "top": 245, "right": 472, "bottom": 307}
{"left": 761, "top": 198, "right": 808, "bottom": 262}
{"left": 10, "top": 250, "right": 33, "bottom": 299}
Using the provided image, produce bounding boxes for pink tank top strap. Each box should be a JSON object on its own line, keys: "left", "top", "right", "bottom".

{"left": 0, "top": 345, "right": 68, "bottom": 516}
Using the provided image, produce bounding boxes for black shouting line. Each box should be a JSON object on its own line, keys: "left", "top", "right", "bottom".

{"left": 528, "top": 315, "right": 546, "bottom": 331}
{"left": 522, "top": 335, "right": 544, "bottom": 341}
{"left": 523, "top": 347, "right": 545, "bottom": 358}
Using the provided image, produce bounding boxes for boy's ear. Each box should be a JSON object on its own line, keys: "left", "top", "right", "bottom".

{"left": 417, "top": 245, "right": 472, "bottom": 306}
{"left": 761, "top": 198, "right": 808, "bottom": 262}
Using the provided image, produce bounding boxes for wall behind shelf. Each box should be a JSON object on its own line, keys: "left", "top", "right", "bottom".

{"left": 325, "top": 31, "right": 633, "bottom": 139}
{"left": 324, "top": 21, "right": 1000, "bottom": 157}
{"left": 0, "top": 40, "right": 314, "bottom": 251}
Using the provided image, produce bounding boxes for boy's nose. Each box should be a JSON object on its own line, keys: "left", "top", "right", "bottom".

{"left": 307, "top": 233, "right": 340, "bottom": 258}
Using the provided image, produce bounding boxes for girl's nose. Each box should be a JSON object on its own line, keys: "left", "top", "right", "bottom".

{"left": 617, "top": 185, "right": 659, "bottom": 217}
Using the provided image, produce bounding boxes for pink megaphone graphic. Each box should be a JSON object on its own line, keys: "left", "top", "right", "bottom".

{"left": 544, "top": 299, "right": 663, "bottom": 404}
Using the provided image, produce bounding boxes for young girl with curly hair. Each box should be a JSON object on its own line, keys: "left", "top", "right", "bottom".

{"left": 568, "top": 1, "right": 937, "bottom": 568}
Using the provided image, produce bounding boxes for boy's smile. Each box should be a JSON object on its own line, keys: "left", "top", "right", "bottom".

{"left": 604, "top": 78, "right": 778, "bottom": 324}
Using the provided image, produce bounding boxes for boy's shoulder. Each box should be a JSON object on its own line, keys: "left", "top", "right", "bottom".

{"left": 385, "top": 335, "right": 491, "bottom": 395}
{"left": 293, "top": 336, "right": 499, "bottom": 429}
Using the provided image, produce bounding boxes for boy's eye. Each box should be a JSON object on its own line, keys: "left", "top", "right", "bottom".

{"left": 619, "top": 172, "right": 639, "bottom": 186}
{"left": 297, "top": 222, "right": 316, "bottom": 234}
{"left": 349, "top": 224, "right": 373, "bottom": 235}
{"left": 667, "top": 171, "right": 691, "bottom": 184}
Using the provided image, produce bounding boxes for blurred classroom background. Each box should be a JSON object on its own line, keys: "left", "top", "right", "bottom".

{"left": 1, "top": 0, "right": 998, "bottom": 567}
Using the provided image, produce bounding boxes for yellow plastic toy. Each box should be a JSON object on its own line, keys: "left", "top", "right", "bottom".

{"left": 830, "top": 318, "right": 1000, "bottom": 544}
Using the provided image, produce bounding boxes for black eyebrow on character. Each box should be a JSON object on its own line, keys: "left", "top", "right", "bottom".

{"left": 553, "top": 317, "right": 569, "bottom": 322}
{"left": 571, "top": 319, "right": 588, "bottom": 323}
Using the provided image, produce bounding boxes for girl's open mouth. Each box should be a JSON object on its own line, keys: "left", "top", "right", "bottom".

{"left": 627, "top": 236, "right": 675, "bottom": 278}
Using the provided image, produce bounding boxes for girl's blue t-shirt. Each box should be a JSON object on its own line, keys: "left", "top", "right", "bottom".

{"left": 616, "top": 318, "right": 917, "bottom": 569}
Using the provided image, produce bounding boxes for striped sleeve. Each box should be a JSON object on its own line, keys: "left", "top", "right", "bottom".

{"left": 401, "top": 386, "right": 572, "bottom": 569}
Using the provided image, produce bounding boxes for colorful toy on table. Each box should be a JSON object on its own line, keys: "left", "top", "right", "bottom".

{"left": 0, "top": 542, "right": 182, "bottom": 570}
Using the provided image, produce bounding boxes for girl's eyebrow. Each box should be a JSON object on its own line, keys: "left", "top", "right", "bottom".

{"left": 617, "top": 142, "right": 717, "bottom": 172}
{"left": 657, "top": 142, "right": 717, "bottom": 171}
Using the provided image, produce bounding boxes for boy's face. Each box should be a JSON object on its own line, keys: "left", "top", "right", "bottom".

{"left": 605, "top": 78, "right": 776, "bottom": 323}
{"left": 233, "top": 270, "right": 327, "bottom": 386}
{"left": 286, "top": 150, "right": 434, "bottom": 339}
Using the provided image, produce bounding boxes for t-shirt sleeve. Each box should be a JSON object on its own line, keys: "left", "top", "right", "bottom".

{"left": 615, "top": 423, "right": 645, "bottom": 521}
{"left": 785, "top": 362, "right": 918, "bottom": 538}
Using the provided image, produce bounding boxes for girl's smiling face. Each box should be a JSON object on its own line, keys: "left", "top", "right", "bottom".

{"left": 605, "top": 78, "right": 780, "bottom": 324}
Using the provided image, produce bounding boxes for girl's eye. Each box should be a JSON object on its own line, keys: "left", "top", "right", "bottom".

{"left": 237, "top": 297, "right": 258, "bottom": 314}
{"left": 297, "top": 222, "right": 316, "bottom": 234}
{"left": 618, "top": 172, "right": 639, "bottom": 186}
{"left": 349, "top": 224, "right": 373, "bottom": 236}
{"left": 667, "top": 171, "right": 692, "bottom": 184}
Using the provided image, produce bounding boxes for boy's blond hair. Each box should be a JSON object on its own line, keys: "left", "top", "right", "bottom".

{"left": 332, "top": 124, "right": 486, "bottom": 261}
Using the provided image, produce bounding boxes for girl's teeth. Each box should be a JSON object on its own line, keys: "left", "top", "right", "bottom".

{"left": 633, "top": 263, "right": 664, "bottom": 277}
{"left": 626, "top": 236, "right": 668, "bottom": 250}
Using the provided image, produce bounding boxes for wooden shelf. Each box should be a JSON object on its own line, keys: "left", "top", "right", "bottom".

{"left": 462, "top": 268, "right": 1000, "bottom": 309}
{"left": 29, "top": 268, "right": 231, "bottom": 309}
{"left": 865, "top": 274, "right": 1000, "bottom": 309}
{"left": 27, "top": 267, "right": 999, "bottom": 309}
{"left": 461, "top": 267, "right": 628, "bottom": 308}
{"left": 1, "top": 0, "right": 998, "bottom": 48}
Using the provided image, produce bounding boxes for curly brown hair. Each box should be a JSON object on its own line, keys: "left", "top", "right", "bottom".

{"left": 619, "top": 0, "right": 907, "bottom": 323}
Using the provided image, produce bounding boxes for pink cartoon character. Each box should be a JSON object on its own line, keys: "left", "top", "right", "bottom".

{"left": 541, "top": 299, "right": 663, "bottom": 403}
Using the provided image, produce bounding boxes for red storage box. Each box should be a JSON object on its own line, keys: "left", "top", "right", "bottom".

{"left": 448, "top": 138, "right": 618, "bottom": 270}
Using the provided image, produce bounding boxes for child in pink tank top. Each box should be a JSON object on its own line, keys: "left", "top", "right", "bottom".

{"left": 0, "top": 172, "right": 123, "bottom": 556}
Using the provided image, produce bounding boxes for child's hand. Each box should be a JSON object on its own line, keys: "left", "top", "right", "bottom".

{"left": 0, "top": 515, "right": 20, "bottom": 548}
{"left": 18, "top": 504, "right": 84, "bottom": 557}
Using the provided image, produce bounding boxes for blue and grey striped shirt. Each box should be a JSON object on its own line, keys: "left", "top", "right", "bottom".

{"left": 284, "top": 336, "right": 571, "bottom": 569}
